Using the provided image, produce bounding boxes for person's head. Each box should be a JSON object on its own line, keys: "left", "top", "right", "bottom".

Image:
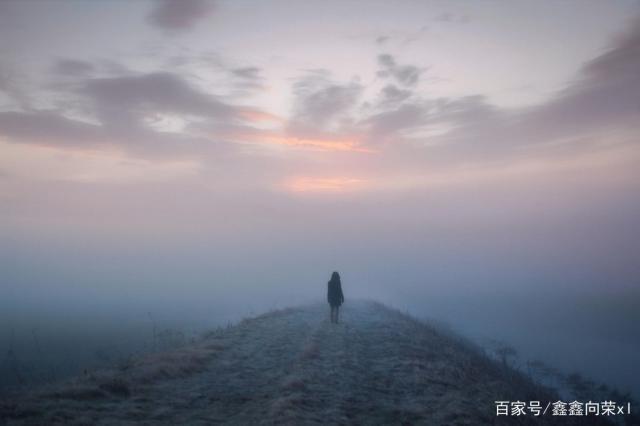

{"left": 331, "top": 271, "right": 340, "bottom": 282}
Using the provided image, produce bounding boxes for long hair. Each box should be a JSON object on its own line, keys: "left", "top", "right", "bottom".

{"left": 330, "top": 271, "right": 341, "bottom": 284}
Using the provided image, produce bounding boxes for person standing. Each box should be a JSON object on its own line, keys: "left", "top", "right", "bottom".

{"left": 327, "top": 271, "right": 345, "bottom": 323}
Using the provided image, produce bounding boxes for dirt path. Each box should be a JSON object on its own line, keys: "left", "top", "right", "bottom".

{"left": 2, "top": 301, "right": 610, "bottom": 425}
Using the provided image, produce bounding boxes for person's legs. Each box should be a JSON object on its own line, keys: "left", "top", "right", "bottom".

{"left": 335, "top": 306, "right": 340, "bottom": 323}
{"left": 331, "top": 305, "right": 338, "bottom": 323}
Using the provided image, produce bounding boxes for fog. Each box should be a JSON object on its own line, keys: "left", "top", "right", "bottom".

{"left": 2, "top": 158, "right": 639, "bottom": 396}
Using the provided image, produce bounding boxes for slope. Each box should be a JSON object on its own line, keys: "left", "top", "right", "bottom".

{"left": 1, "top": 301, "right": 613, "bottom": 425}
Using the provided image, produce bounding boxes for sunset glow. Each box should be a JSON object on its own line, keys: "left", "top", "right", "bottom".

{"left": 283, "top": 176, "right": 368, "bottom": 193}
{"left": 264, "top": 135, "right": 372, "bottom": 152}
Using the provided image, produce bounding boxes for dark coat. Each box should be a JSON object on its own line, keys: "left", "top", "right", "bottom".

{"left": 327, "top": 277, "right": 344, "bottom": 307}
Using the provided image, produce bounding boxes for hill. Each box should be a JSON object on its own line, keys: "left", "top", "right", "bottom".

{"left": 1, "top": 301, "right": 615, "bottom": 425}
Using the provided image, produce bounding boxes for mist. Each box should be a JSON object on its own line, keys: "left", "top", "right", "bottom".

{"left": 3, "top": 154, "right": 639, "bottom": 395}
{"left": 1, "top": 0, "right": 639, "bottom": 411}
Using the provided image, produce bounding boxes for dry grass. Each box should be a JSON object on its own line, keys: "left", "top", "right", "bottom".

{"left": 126, "top": 342, "right": 223, "bottom": 384}
{"left": 1, "top": 301, "right": 614, "bottom": 425}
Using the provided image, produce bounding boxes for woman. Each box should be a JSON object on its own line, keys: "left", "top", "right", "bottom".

{"left": 327, "top": 271, "right": 345, "bottom": 323}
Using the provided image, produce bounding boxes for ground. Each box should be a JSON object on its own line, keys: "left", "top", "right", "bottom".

{"left": 1, "top": 301, "right": 613, "bottom": 425}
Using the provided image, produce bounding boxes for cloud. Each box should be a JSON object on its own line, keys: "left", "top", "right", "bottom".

{"left": 378, "top": 84, "right": 413, "bottom": 107}
{"left": 0, "top": 111, "right": 106, "bottom": 148}
{"left": 3, "top": 16, "right": 640, "bottom": 184}
{"left": 340, "top": 17, "right": 640, "bottom": 166}
{"left": 0, "top": 69, "right": 274, "bottom": 159}
{"left": 431, "top": 95, "right": 497, "bottom": 125}
{"left": 375, "top": 35, "right": 390, "bottom": 45}
{"left": 376, "top": 54, "right": 423, "bottom": 87}
{"left": 232, "top": 67, "right": 261, "bottom": 81}
{"left": 582, "top": 20, "right": 640, "bottom": 82}
{"left": 82, "top": 72, "right": 235, "bottom": 130}
{"left": 0, "top": 64, "right": 32, "bottom": 109}
{"left": 434, "top": 12, "right": 470, "bottom": 24}
{"left": 147, "top": 0, "right": 214, "bottom": 33}
{"left": 364, "top": 102, "right": 429, "bottom": 140}
{"left": 537, "top": 17, "right": 640, "bottom": 132}
{"left": 0, "top": 108, "right": 230, "bottom": 162}
{"left": 288, "top": 70, "right": 363, "bottom": 137}
{"left": 52, "top": 59, "right": 95, "bottom": 76}
{"left": 230, "top": 66, "right": 264, "bottom": 92}
{"left": 419, "top": 18, "right": 640, "bottom": 165}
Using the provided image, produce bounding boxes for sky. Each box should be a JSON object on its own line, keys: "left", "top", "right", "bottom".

{"left": 1, "top": 0, "right": 640, "bottom": 394}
